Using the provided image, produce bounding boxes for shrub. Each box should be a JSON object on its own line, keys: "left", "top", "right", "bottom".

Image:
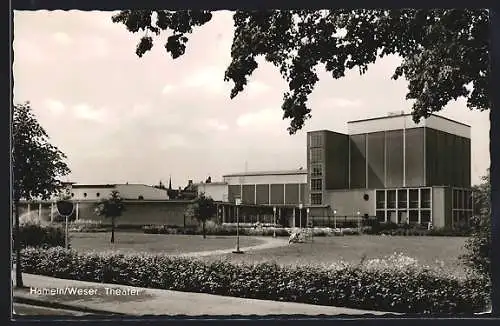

{"left": 21, "top": 248, "right": 490, "bottom": 314}
{"left": 67, "top": 219, "right": 107, "bottom": 233}
{"left": 17, "top": 222, "right": 66, "bottom": 249}
{"left": 460, "top": 215, "right": 491, "bottom": 279}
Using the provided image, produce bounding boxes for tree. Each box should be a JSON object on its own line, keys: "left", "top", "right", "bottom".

{"left": 12, "top": 102, "right": 71, "bottom": 287}
{"left": 94, "top": 190, "right": 125, "bottom": 243}
{"left": 185, "top": 193, "right": 217, "bottom": 239}
{"left": 112, "top": 9, "right": 489, "bottom": 134}
{"left": 461, "top": 170, "right": 491, "bottom": 279}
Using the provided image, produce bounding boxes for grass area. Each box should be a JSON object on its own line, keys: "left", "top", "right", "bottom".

{"left": 200, "top": 235, "right": 468, "bottom": 272}
{"left": 70, "top": 232, "right": 265, "bottom": 255}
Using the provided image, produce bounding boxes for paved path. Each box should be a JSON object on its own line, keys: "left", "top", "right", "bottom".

{"left": 174, "top": 236, "right": 289, "bottom": 258}
{"left": 13, "top": 273, "right": 395, "bottom": 316}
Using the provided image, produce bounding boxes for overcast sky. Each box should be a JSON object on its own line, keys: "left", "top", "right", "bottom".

{"left": 13, "top": 10, "right": 490, "bottom": 187}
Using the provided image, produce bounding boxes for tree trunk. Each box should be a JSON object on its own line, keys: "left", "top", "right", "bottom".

{"left": 14, "top": 200, "right": 23, "bottom": 288}
{"left": 111, "top": 216, "right": 115, "bottom": 244}
{"left": 203, "top": 220, "right": 206, "bottom": 239}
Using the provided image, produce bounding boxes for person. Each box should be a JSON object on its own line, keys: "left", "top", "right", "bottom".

{"left": 289, "top": 230, "right": 301, "bottom": 244}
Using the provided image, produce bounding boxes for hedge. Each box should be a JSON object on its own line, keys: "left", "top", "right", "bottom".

{"left": 16, "top": 222, "right": 66, "bottom": 249}
{"left": 21, "top": 247, "right": 489, "bottom": 314}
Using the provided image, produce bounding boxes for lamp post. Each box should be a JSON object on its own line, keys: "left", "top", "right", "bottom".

{"left": 299, "top": 203, "right": 303, "bottom": 229}
{"left": 333, "top": 209, "right": 337, "bottom": 230}
{"left": 273, "top": 206, "right": 277, "bottom": 237}
{"left": 357, "top": 210, "right": 361, "bottom": 232}
{"left": 232, "top": 198, "right": 244, "bottom": 254}
{"left": 307, "top": 208, "right": 312, "bottom": 242}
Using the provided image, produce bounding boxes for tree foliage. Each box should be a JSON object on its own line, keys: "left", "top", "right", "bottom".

{"left": 461, "top": 169, "right": 491, "bottom": 279}
{"left": 13, "top": 102, "right": 71, "bottom": 202}
{"left": 12, "top": 101, "right": 71, "bottom": 287}
{"left": 95, "top": 190, "right": 126, "bottom": 243}
{"left": 112, "top": 9, "right": 489, "bottom": 134}
{"left": 185, "top": 193, "right": 217, "bottom": 238}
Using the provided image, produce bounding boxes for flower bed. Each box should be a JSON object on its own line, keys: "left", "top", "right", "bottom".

{"left": 21, "top": 248, "right": 489, "bottom": 314}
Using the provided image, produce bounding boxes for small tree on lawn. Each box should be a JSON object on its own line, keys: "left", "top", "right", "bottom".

{"left": 95, "top": 190, "right": 125, "bottom": 243}
{"left": 12, "top": 101, "right": 71, "bottom": 288}
{"left": 186, "top": 193, "right": 216, "bottom": 239}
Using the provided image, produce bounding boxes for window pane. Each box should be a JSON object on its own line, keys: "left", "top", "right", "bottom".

{"left": 376, "top": 190, "right": 386, "bottom": 209}
{"left": 420, "top": 210, "right": 431, "bottom": 224}
{"left": 420, "top": 188, "right": 431, "bottom": 209}
{"left": 397, "top": 189, "right": 407, "bottom": 209}
{"left": 387, "top": 190, "right": 396, "bottom": 209}
{"left": 311, "top": 164, "right": 322, "bottom": 177}
{"left": 311, "top": 179, "right": 322, "bottom": 191}
{"left": 310, "top": 148, "right": 323, "bottom": 163}
{"left": 409, "top": 210, "right": 419, "bottom": 223}
{"left": 310, "top": 133, "right": 324, "bottom": 147}
{"left": 409, "top": 189, "right": 419, "bottom": 209}
{"left": 376, "top": 210, "right": 386, "bottom": 222}
{"left": 311, "top": 193, "right": 322, "bottom": 205}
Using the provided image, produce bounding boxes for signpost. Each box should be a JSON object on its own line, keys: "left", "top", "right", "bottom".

{"left": 232, "top": 198, "right": 244, "bottom": 254}
{"left": 273, "top": 206, "right": 277, "bottom": 238}
{"left": 56, "top": 199, "right": 74, "bottom": 249}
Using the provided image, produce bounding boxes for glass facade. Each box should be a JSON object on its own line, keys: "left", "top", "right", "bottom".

{"left": 375, "top": 187, "right": 432, "bottom": 225}
{"left": 311, "top": 193, "right": 322, "bottom": 205}
{"left": 452, "top": 188, "right": 473, "bottom": 228}
{"left": 311, "top": 179, "right": 322, "bottom": 191}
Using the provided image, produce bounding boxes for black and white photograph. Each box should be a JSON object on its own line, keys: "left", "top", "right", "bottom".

{"left": 11, "top": 7, "right": 494, "bottom": 318}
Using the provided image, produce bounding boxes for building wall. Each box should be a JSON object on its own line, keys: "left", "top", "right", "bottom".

{"left": 324, "top": 131, "right": 349, "bottom": 189}
{"left": 325, "top": 189, "right": 376, "bottom": 218}
{"left": 432, "top": 187, "right": 447, "bottom": 229}
{"left": 70, "top": 184, "right": 169, "bottom": 201}
{"left": 426, "top": 128, "right": 471, "bottom": 188}
{"left": 71, "top": 187, "right": 114, "bottom": 201}
{"left": 223, "top": 173, "right": 307, "bottom": 185}
{"left": 349, "top": 134, "right": 366, "bottom": 188}
{"left": 115, "top": 184, "right": 169, "bottom": 200}
{"left": 367, "top": 131, "right": 385, "bottom": 189}
{"left": 196, "top": 183, "right": 228, "bottom": 202}
{"left": 18, "top": 200, "right": 197, "bottom": 227}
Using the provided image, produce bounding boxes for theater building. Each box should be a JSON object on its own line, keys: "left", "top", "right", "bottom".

{"left": 199, "top": 112, "right": 473, "bottom": 229}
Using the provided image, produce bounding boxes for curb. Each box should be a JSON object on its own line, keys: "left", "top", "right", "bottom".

{"left": 13, "top": 296, "right": 126, "bottom": 315}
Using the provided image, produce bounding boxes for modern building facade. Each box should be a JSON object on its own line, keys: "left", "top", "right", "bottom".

{"left": 199, "top": 112, "right": 473, "bottom": 229}
{"left": 306, "top": 112, "right": 473, "bottom": 229}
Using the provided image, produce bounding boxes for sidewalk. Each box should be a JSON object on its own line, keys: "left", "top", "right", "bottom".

{"left": 13, "top": 273, "right": 396, "bottom": 316}
{"left": 175, "top": 236, "right": 289, "bottom": 258}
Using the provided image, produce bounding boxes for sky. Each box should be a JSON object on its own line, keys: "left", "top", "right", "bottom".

{"left": 13, "top": 10, "right": 490, "bottom": 187}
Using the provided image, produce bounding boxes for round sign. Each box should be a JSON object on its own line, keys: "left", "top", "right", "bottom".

{"left": 299, "top": 204, "right": 303, "bottom": 209}
{"left": 56, "top": 200, "right": 74, "bottom": 217}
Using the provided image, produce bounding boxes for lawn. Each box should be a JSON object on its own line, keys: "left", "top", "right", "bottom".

{"left": 70, "top": 232, "right": 265, "bottom": 255}
{"left": 200, "top": 235, "right": 469, "bottom": 272}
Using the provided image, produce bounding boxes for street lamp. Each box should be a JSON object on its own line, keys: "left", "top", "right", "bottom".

{"left": 333, "top": 209, "right": 337, "bottom": 230}
{"left": 273, "top": 206, "right": 277, "bottom": 237}
{"left": 307, "top": 208, "right": 312, "bottom": 242}
{"left": 357, "top": 210, "right": 361, "bottom": 232}
{"left": 232, "top": 198, "right": 244, "bottom": 254}
{"left": 299, "top": 203, "right": 303, "bottom": 229}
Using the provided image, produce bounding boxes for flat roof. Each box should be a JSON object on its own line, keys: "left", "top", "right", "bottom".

{"left": 194, "top": 182, "right": 228, "bottom": 185}
{"left": 347, "top": 113, "right": 471, "bottom": 128}
{"left": 72, "top": 183, "right": 166, "bottom": 189}
{"left": 223, "top": 169, "right": 308, "bottom": 177}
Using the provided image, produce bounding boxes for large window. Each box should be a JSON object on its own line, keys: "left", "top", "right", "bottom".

{"left": 311, "top": 163, "right": 322, "bottom": 177}
{"left": 311, "top": 179, "right": 322, "bottom": 191}
{"left": 311, "top": 193, "right": 322, "bottom": 205}
{"left": 420, "top": 188, "right": 431, "bottom": 208}
{"left": 310, "top": 148, "right": 323, "bottom": 163}
{"left": 409, "top": 189, "right": 419, "bottom": 209}
{"left": 376, "top": 190, "right": 386, "bottom": 209}
{"left": 310, "top": 133, "right": 324, "bottom": 148}
{"left": 398, "top": 189, "right": 408, "bottom": 209}
{"left": 387, "top": 190, "right": 396, "bottom": 209}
